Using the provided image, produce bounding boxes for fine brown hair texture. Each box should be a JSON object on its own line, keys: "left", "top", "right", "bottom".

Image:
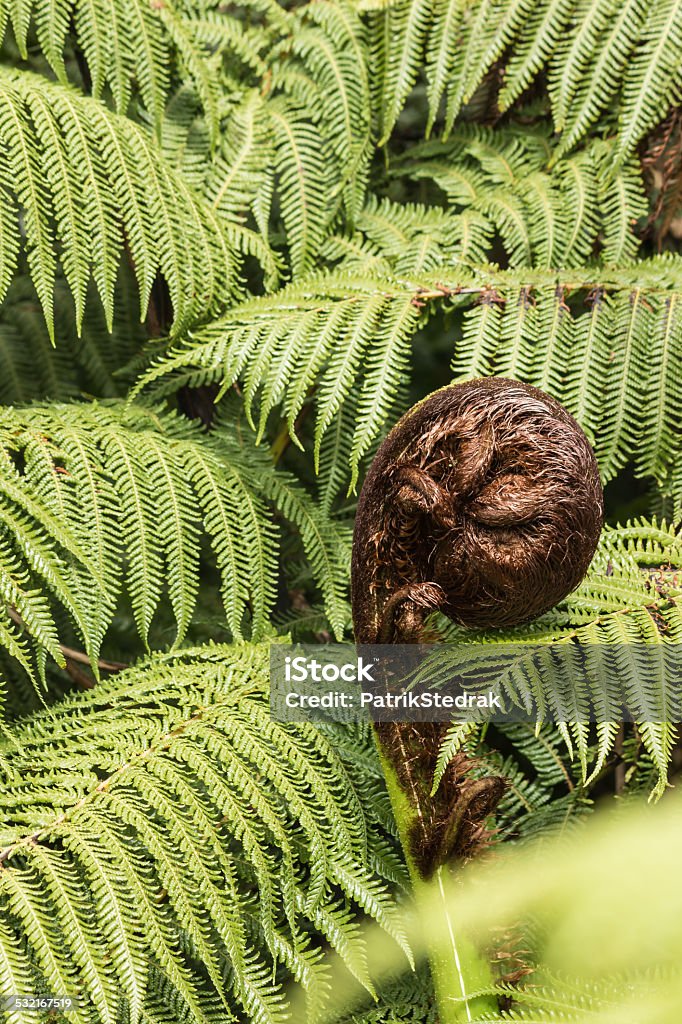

{"left": 352, "top": 376, "right": 604, "bottom": 643}
{"left": 351, "top": 377, "right": 604, "bottom": 876}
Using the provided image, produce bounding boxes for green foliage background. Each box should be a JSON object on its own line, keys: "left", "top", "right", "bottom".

{"left": 0, "top": 0, "right": 679, "bottom": 1020}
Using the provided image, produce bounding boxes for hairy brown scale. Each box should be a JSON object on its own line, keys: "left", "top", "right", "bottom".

{"left": 351, "top": 377, "right": 604, "bottom": 877}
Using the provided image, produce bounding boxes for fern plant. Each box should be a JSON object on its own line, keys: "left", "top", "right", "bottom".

{"left": 0, "top": 0, "right": 680, "bottom": 1021}
{"left": 0, "top": 644, "right": 410, "bottom": 1023}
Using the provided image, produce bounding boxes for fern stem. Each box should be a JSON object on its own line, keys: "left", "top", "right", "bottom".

{"left": 7, "top": 608, "right": 125, "bottom": 675}
{"left": 373, "top": 730, "right": 498, "bottom": 1023}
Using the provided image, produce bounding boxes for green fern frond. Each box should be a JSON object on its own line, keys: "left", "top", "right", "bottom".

{"left": 636, "top": 293, "right": 682, "bottom": 482}
{"left": 466, "top": 971, "right": 669, "bottom": 1022}
{"left": 330, "top": 962, "right": 437, "bottom": 1023}
{"left": 497, "top": 0, "right": 575, "bottom": 112}
{"left": 155, "top": 83, "right": 212, "bottom": 192}
{"left": 358, "top": 0, "right": 682, "bottom": 157}
{"left": 602, "top": 517, "right": 682, "bottom": 567}
{"left": 390, "top": 128, "right": 646, "bottom": 267}
{"left": 366, "top": 0, "right": 433, "bottom": 145}
{"left": 446, "top": 0, "right": 538, "bottom": 136}
{"left": 138, "top": 257, "right": 682, "bottom": 506}
{"left": 325, "top": 194, "right": 490, "bottom": 272}
{"left": 433, "top": 518, "right": 682, "bottom": 796}
{"left": 550, "top": 0, "right": 649, "bottom": 156}
{"left": 614, "top": 0, "right": 682, "bottom": 164}
{"left": 313, "top": 385, "right": 408, "bottom": 514}
{"left": 0, "top": 68, "right": 261, "bottom": 337}
{"left": 197, "top": 1, "right": 371, "bottom": 276}
{"left": 458, "top": 722, "right": 592, "bottom": 842}
{"left": 0, "top": 401, "right": 349, "bottom": 686}
{"left": 270, "top": 99, "right": 334, "bottom": 278}
{"left": 0, "top": 276, "right": 123, "bottom": 404}
{"left": 255, "top": 470, "right": 351, "bottom": 637}
{"left": 287, "top": 2, "right": 372, "bottom": 223}
{"left": 0, "top": 0, "right": 227, "bottom": 135}
{"left": 0, "top": 643, "right": 409, "bottom": 1023}
{"left": 206, "top": 90, "right": 275, "bottom": 230}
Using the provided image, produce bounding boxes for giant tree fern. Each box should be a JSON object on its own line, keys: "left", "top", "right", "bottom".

{"left": 0, "top": 1, "right": 680, "bottom": 1022}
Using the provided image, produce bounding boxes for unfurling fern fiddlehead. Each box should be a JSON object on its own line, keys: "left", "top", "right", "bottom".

{"left": 352, "top": 376, "right": 603, "bottom": 645}
{"left": 351, "top": 377, "right": 603, "bottom": 1020}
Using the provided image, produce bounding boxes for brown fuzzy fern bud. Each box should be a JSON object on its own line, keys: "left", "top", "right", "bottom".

{"left": 351, "top": 377, "right": 604, "bottom": 878}
{"left": 352, "top": 377, "right": 604, "bottom": 644}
